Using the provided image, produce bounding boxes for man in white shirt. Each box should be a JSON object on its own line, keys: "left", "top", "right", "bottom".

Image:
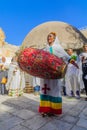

{"left": 65, "top": 48, "right": 80, "bottom": 99}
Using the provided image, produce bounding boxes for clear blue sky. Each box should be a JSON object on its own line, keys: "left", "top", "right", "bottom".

{"left": 0, "top": 0, "right": 87, "bottom": 46}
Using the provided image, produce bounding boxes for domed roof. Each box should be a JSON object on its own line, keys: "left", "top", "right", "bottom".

{"left": 22, "top": 21, "right": 87, "bottom": 50}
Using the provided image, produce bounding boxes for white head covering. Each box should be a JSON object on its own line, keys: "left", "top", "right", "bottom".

{"left": 45, "top": 35, "right": 70, "bottom": 62}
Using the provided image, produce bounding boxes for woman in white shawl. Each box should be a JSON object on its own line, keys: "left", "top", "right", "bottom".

{"left": 39, "top": 32, "right": 70, "bottom": 117}
{"left": 6, "top": 56, "right": 25, "bottom": 96}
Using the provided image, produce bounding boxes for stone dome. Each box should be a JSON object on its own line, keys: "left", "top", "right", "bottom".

{"left": 21, "top": 21, "right": 87, "bottom": 50}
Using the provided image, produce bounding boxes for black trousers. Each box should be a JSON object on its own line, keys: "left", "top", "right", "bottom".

{"left": 82, "top": 75, "right": 87, "bottom": 95}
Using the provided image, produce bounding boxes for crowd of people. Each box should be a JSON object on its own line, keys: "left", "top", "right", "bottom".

{"left": 0, "top": 32, "right": 87, "bottom": 118}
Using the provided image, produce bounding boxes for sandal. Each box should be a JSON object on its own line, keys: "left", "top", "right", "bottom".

{"left": 47, "top": 113, "right": 55, "bottom": 117}
{"left": 41, "top": 113, "right": 47, "bottom": 117}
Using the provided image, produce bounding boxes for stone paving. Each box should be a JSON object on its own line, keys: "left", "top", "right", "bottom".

{"left": 0, "top": 93, "right": 87, "bottom": 130}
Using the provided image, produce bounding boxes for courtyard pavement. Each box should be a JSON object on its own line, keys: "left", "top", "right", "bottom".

{"left": 0, "top": 93, "right": 87, "bottom": 130}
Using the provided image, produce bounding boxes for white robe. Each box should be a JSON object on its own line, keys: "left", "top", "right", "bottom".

{"left": 65, "top": 54, "right": 80, "bottom": 97}
{"left": 6, "top": 62, "right": 25, "bottom": 96}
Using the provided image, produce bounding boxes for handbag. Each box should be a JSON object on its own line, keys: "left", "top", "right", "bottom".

{"left": 1, "top": 77, "right": 7, "bottom": 84}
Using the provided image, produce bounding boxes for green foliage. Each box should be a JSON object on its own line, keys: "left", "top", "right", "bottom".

{"left": 71, "top": 55, "right": 77, "bottom": 61}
